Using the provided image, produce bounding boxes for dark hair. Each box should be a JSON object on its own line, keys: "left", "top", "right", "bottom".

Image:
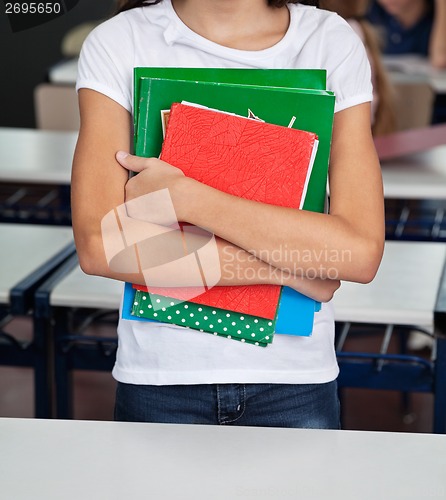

{"left": 116, "top": 0, "right": 319, "bottom": 15}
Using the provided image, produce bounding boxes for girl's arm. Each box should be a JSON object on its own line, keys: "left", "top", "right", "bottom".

{"left": 72, "top": 89, "right": 341, "bottom": 302}
{"left": 430, "top": 0, "right": 446, "bottom": 68}
{"left": 120, "top": 102, "right": 385, "bottom": 284}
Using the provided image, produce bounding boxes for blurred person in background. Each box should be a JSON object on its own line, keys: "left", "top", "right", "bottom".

{"left": 320, "top": 0, "right": 397, "bottom": 135}
{"left": 367, "top": 0, "right": 446, "bottom": 123}
{"left": 367, "top": 0, "right": 446, "bottom": 67}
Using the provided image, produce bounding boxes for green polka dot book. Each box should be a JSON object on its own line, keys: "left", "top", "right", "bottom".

{"left": 131, "top": 290, "right": 275, "bottom": 347}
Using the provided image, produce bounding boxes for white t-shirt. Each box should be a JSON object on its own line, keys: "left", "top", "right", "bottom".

{"left": 76, "top": 0, "right": 373, "bottom": 386}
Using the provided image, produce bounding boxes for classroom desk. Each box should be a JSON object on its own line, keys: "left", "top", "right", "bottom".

{"left": 1, "top": 125, "right": 443, "bottom": 203}
{"left": 50, "top": 55, "right": 446, "bottom": 92}
{"left": 35, "top": 256, "right": 122, "bottom": 418}
{"left": 380, "top": 144, "right": 446, "bottom": 200}
{"left": 1, "top": 125, "right": 443, "bottom": 204}
{"left": 47, "top": 259, "right": 122, "bottom": 310}
{"left": 36, "top": 241, "right": 446, "bottom": 429}
{"left": 0, "top": 224, "right": 75, "bottom": 418}
{"left": 48, "top": 58, "right": 78, "bottom": 85}
{"left": 383, "top": 55, "right": 446, "bottom": 93}
{"left": 379, "top": 144, "right": 446, "bottom": 241}
{"left": 51, "top": 241, "right": 446, "bottom": 327}
{"left": 0, "top": 128, "right": 77, "bottom": 185}
{"left": 333, "top": 241, "right": 445, "bottom": 326}
{"left": 0, "top": 418, "right": 445, "bottom": 500}
{"left": 0, "top": 127, "right": 77, "bottom": 223}
{"left": 0, "top": 223, "right": 74, "bottom": 311}
{"left": 333, "top": 241, "right": 446, "bottom": 433}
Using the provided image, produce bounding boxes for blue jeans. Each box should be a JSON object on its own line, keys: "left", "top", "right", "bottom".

{"left": 114, "top": 381, "right": 340, "bottom": 429}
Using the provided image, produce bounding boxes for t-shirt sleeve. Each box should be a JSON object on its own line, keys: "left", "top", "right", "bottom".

{"left": 76, "top": 15, "right": 134, "bottom": 113}
{"left": 323, "top": 16, "right": 374, "bottom": 113}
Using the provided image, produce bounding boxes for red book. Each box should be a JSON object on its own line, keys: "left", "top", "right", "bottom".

{"left": 135, "top": 102, "right": 318, "bottom": 320}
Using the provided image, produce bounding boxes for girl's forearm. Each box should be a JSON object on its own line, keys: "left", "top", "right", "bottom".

{"left": 80, "top": 216, "right": 339, "bottom": 302}
{"left": 115, "top": 104, "right": 384, "bottom": 284}
{"left": 177, "top": 177, "right": 381, "bottom": 283}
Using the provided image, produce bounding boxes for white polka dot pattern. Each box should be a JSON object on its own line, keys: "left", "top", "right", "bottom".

{"left": 131, "top": 290, "right": 275, "bottom": 347}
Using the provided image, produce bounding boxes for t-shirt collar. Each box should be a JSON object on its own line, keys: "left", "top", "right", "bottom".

{"left": 150, "top": 0, "right": 300, "bottom": 62}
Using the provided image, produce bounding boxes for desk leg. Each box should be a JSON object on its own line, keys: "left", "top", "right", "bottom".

{"left": 434, "top": 337, "right": 446, "bottom": 434}
{"left": 33, "top": 315, "right": 52, "bottom": 419}
{"left": 54, "top": 308, "right": 74, "bottom": 419}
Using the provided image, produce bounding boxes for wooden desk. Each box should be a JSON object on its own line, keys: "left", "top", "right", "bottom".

{"left": 0, "top": 418, "right": 445, "bottom": 500}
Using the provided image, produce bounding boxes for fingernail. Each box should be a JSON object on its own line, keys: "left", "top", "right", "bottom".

{"left": 116, "top": 151, "right": 129, "bottom": 161}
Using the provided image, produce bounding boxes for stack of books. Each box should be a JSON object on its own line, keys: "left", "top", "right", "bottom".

{"left": 121, "top": 68, "right": 336, "bottom": 346}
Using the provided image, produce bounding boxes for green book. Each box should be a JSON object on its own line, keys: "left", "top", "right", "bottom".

{"left": 135, "top": 77, "right": 334, "bottom": 212}
{"left": 131, "top": 289, "right": 273, "bottom": 347}
{"left": 133, "top": 67, "right": 327, "bottom": 132}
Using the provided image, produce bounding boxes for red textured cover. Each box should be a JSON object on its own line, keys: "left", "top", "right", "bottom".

{"left": 135, "top": 103, "right": 317, "bottom": 319}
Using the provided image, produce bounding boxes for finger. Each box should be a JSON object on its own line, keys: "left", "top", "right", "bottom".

{"left": 116, "top": 151, "right": 150, "bottom": 173}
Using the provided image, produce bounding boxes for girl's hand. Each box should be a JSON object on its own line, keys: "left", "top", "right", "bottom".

{"left": 116, "top": 151, "right": 189, "bottom": 216}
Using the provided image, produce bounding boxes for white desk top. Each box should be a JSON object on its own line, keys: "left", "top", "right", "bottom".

{"left": 383, "top": 54, "right": 446, "bottom": 93}
{"left": 0, "top": 128, "right": 77, "bottom": 184}
{"left": 1, "top": 123, "right": 444, "bottom": 202}
{"left": 380, "top": 144, "right": 446, "bottom": 200}
{"left": 48, "top": 242, "right": 446, "bottom": 329}
{"left": 333, "top": 241, "right": 446, "bottom": 327}
{"left": 50, "top": 265, "right": 123, "bottom": 309}
{"left": 50, "top": 55, "right": 446, "bottom": 93}
{"left": 48, "top": 58, "right": 78, "bottom": 85}
{"left": 0, "top": 418, "right": 445, "bottom": 500}
{"left": 0, "top": 224, "right": 73, "bottom": 304}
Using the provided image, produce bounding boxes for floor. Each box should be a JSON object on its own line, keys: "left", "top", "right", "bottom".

{"left": 0, "top": 317, "right": 435, "bottom": 433}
